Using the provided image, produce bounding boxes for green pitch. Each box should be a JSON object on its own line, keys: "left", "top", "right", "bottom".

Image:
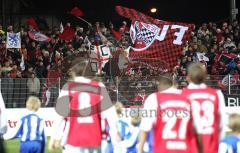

{"left": 5, "top": 137, "right": 61, "bottom": 153}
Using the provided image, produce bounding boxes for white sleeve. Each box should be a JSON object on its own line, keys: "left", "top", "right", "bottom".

{"left": 51, "top": 85, "right": 69, "bottom": 140}
{"left": 140, "top": 93, "right": 158, "bottom": 132}
{"left": 217, "top": 90, "right": 227, "bottom": 140}
{"left": 0, "top": 91, "right": 7, "bottom": 135}
{"left": 100, "top": 83, "right": 118, "bottom": 127}
{"left": 50, "top": 117, "right": 66, "bottom": 140}
{"left": 102, "top": 106, "right": 119, "bottom": 146}
{"left": 100, "top": 83, "right": 119, "bottom": 143}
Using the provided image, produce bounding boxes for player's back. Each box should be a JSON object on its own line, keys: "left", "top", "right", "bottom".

{"left": 182, "top": 84, "right": 222, "bottom": 153}
{"left": 153, "top": 90, "right": 198, "bottom": 153}
{"left": 219, "top": 135, "right": 240, "bottom": 153}
{"left": 65, "top": 77, "right": 104, "bottom": 147}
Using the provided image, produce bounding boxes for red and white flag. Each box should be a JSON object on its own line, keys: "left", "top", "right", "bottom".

{"left": 28, "top": 31, "right": 51, "bottom": 42}
{"left": 116, "top": 6, "right": 195, "bottom": 70}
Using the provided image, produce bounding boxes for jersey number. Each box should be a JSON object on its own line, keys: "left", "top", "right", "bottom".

{"left": 77, "top": 92, "right": 94, "bottom": 123}
{"left": 162, "top": 114, "right": 189, "bottom": 140}
{"left": 191, "top": 100, "right": 214, "bottom": 134}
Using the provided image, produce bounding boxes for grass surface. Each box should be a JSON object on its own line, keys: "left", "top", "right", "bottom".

{"left": 5, "top": 137, "right": 61, "bottom": 153}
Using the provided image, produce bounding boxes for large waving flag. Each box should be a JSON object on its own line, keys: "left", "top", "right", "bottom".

{"left": 28, "top": 31, "right": 51, "bottom": 42}
{"left": 116, "top": 6, "right": 195, "bottom": 70}
{"left": 6, "top": 32, "right": 21, "bottom": 48}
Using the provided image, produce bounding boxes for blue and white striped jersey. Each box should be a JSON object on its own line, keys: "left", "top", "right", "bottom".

{"left": 219, "top": 135, "right": 240, "bottom": 153}
{"left": 15, "top": 112, "right": 45, "bottom": 143}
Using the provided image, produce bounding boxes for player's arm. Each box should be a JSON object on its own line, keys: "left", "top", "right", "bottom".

{"left": 138, "top": 93, "right": 157, "bottom": 153}
{"left": 49, "top": 85, "right": 69, "bottom": 151}
{"left": 0, "top": 91, "right": 7, "bottom": 135}
{"left": 100, "top": 83, "right": 120, "bottom": 146}
{"left": 138, "top": 131, "right": 148, "bottom": 153}
{"left": 6, "top": 119, "right": 23, "bottom": 140}
{"left": 217, "top": 90, "right": 227, "bottom": 140}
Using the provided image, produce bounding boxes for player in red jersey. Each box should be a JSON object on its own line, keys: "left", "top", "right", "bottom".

{"left": 138, "top": 74, "right": 198, "bottom": 153}
{"left": 49, "top": 58, "right": 119, "bottom": 153}
{"left": 182, "top": 63, "right": 227, "bottom": 153}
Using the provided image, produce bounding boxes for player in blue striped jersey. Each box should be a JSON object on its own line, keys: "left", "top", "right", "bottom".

{"left": 219, "top": 113, "right": 240, "bottom": 153}
{"left": 106, "top": 102, "right": 130, "bottom": 153}
{"left": 116, "top": 112, "right": 153, "bottom": 153}
{"left": 13, "top": 96, "right": 46, "bottom": 153}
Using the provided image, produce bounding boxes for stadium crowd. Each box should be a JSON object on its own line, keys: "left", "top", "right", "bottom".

{"left": 0, "top": 18, "right": 240, "bottom": 107}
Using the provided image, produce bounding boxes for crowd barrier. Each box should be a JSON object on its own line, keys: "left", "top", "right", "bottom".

{"left": 0, "top": 75, "right": 239, "bottom": 108}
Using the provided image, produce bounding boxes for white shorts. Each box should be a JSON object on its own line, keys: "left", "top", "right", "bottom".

{"left": 62, "top": 145, "right": 101, "bottom": 153}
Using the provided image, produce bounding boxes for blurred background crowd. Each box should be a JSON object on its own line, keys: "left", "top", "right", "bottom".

{"left": 0, "top": 18, "right": 240, "bottom": 107}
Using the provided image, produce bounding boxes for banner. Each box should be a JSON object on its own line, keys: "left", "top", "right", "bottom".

{"left": 28, "top": 31, "right": 51, "bottom": 42}
{"left": 116, "top": 6, "right": 194, "bottom": 70}
{"left": 3, "top": 108, "right": 61, "bottom": 139}
{"left": 89, "top": 45, "right": 111, "bottom": 75}
{"left": 6, "top": 32, "right": 21, "bottom": 49}
{"left": 224, "top": 94, "right": 240, "bottom": 112}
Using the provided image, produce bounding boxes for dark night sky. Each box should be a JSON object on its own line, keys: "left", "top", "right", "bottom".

{"left": 21, "top": 0, "right": 240, "bottom": 25}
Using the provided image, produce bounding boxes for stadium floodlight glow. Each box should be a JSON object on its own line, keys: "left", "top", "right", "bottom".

{"left": 150, "top": 7, "right": 157, "bottom": 13}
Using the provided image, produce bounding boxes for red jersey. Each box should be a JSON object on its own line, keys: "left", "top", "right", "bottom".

{"left": 56, "top": 77, "right": 118, "bottom": 147}
{"left": 140, "top": 88, "right": 198, "bottom": 153}
{"left": 182, "top": 83, "right": 226, "bottom": 153}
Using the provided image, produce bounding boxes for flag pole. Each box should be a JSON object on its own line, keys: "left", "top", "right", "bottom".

{"left": 76, "top": 16, "right": 92, "bottom": 26}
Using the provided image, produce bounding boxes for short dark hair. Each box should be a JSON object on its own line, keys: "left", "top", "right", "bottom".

{"left": 187, "top": 63, "right": 207, "bottom": 84}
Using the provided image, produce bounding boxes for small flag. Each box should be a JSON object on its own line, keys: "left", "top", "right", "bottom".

{"left": 60, "top": 22, "right": 64, "bottom": 33}
{"left": 59, "top": 26, "right": 75, "bottom": 41}
{"left": 218, "top": 74, "right": 238, "bottom": 89}
{"left": 70, "top": 7, "right": 84, "bottom": 17}
{"left": 20, "top": 54, "right": 25, "bottom": 71}
{"left": 6, "top": 32, "right": 21, "bottom": 48}
{"left": 89, "top": 45, "right": 112, "bottom": 75}
{"left": 28, "top": 31, "right": 51, "bottom": 42}
{"left": 196, "top": 52, "right": 209, "bottom": 62}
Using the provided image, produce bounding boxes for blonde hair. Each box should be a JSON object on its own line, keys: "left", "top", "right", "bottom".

{"left": 115, "top": 102, "right": 124, "bottom": 116}
{"left": 187, "top": 63, "right": 207, "bottom": 84}
{"left": 26, "top": 96, "right": 41, "bottom": 112}
{"left": 228, "top": 113, "right": 240, "bottom": 132}
{"left": 131, "top": 113, "right": 141, "bottom": 127}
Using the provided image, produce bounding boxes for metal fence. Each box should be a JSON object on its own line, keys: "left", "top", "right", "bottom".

{"left": 0, "top": 75, "right": 239, "bottom": 108}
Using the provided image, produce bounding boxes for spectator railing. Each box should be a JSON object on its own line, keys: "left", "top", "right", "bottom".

{"left": 0, "top": 75, "right": 239, "bottom": 108}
